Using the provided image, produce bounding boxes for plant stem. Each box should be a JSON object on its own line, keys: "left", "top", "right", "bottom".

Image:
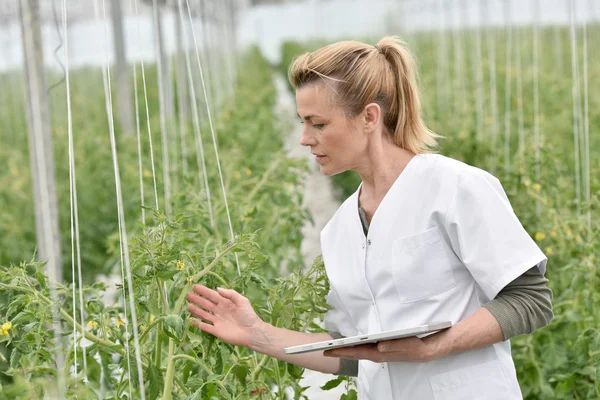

{"left": 136, "top": 316, "right": 163, "bottom": 344}
{"left": 252, "top": 354, "right": 270, "bottom": 381}
{"left": 171, "top": 354, "right": 213, "bottom": 375}
{"left": 155, "top": 321, "right": 163, "bottom": 367}
{"left": 161, "top": 341, "right": 177, "bottom": 400}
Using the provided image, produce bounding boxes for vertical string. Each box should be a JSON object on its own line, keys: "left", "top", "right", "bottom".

{"left": 515, "top": 19, "right": 526, "bottom": 173}
{"left": 569, "top": 0, "right": 582, "bottom": 216}
{"left": 133, "top": 0, "right": 159, "bottom": 211}
{"left": 186, "top": 0, "right": 241, "bottom": 276}
{"left": 129, "top": 0, "right": 145, "bottom": 226}
{"left": 61, "top": 0, "right": 89, "bottom": 382}
{"left": 152, "top": 0, "right": 172, "bottom": 217}
{"left": 62, "top": 0, "right": 77, "bottom": 380}
{"left": 582, "top": 0, "right": 591, "bottom": 233}
{"left": 532, "top": 0, "right": 541, "bottom": 216}
{"left": 503, "top": 0, "right": 513, "bottom": 181}
{"left": 474, "top": 0, "right": 485, "bottom": 142}
{"left": 485, "top": 0, "right": 499, "bottom": 174}
{"left": 177, "top": 0, "right": 215, "bottom": 229}
{"left": 96, "top": 0, "right": 146, "bottom": 396}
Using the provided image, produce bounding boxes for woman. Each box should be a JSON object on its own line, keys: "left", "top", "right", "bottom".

{"left": 186, "top": 36, "right": 553, "bottom": 399}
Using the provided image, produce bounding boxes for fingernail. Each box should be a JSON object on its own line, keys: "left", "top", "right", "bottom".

{"left": 379, "top": 345, "right": 387, "bottom": 352}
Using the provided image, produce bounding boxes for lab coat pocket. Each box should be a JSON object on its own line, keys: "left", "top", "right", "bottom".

{"left": 429, "top": 360, "right": 511, "bottom": 400}
{"left": 391, "top": 226, "right": 456, "bottom": 303}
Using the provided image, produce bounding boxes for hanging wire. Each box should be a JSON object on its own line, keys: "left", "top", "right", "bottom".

{"left": 185, "top": 0, "right": 241, "bottom": 276}
{"left": 129, "top": 0, "right": 146, "bottom": 226}
{"left": 582, "top": 0, "right": 591, "bottom": 233}
{"left": 515, "top": 15, "right": 526, "bottom": 173}
{"left": 133, "top": 0, "right": 159, "bottom": 212}
{"left": 174, "top": 0, "right": 190, "bottom": 180}
{"left": 569, "top": 0, "right": 582, "bottom": 216}
{"left": 95, "top": 0, "right": 146, "bottom": 397}
{"left": 532, "top": 0, "right": 541, "bottom": 216}
{"left": 176, "top": 0, "right": 215, "bottom": 229}
{"left": 60, "top": 0, "right": 88, "bottom": 382}
{"left": 474, "top": 0, "right": 485, "bottom": 142}
{"left": 503, "top": 0, "right": 513, "bottom": 181}
{"left": 152, "top": 0, "right": 172, "bottom": 217}
{"left": 485, "top": 0, "right": 499, "bottom": 174}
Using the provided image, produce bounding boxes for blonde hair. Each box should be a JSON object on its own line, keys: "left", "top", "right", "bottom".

{"left": 288, "top": 36, "right": 442, "bottom": 154}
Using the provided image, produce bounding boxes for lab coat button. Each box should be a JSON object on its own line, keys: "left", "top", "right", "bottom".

{"left": 361, "top": 243, "right": 365, "bottom": 249}
{"left": 367, "top": 239, "right": 371, "bottom": 245}
{"left": 381, "top": 363, "right": 385, "bottom": 369}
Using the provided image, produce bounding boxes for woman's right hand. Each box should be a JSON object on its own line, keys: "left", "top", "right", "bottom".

{"left": 186, "top": 284, "right": 263, "bottom": 348}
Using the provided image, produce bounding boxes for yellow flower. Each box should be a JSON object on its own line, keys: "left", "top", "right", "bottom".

{"left": 534, "top": 232, "right": 546, "bottom": 241}
{"left": 0, "top": 330, "right": 4, "bottom": 336}
{"left": 87, "top": 321, "right": 98, "bottom": 329}
{"left": 545, "top": 247, "right": 554, "bottom": 256}
{"left": 550, "top": 231, "right": 557, "bottom": 237}
{"left": 188, "top": 276, "right": 194, "bottom": 284}
{"left": 1, "top": 330, "right": 7, "bottom": 336}
{"left": 116, "top": 317, "right": 125, "bottom": 327}
{"left": 2, "top": 322, "right": 12, "bottom": 331}
{"left": 143, "top": 169, "right": 152, "bottom": 178}
{"left": 245, "top": 168, "right": 252, "bottom": 177}
{"left": 523, "top": 178, "right": 531, "bottom": 187}
{"left": 177, "top": 260, "right": 185, "bottom": 270}
{"left": 532, "top": 183, "right": 541, "bottom": 192}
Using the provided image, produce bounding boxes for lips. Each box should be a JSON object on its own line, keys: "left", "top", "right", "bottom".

{"left": 313, "top": 153, "right": 327, "bottom": 164}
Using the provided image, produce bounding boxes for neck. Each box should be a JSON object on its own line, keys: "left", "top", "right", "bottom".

{"left": 355, "top": 137, "right": 416, "bottom": 203}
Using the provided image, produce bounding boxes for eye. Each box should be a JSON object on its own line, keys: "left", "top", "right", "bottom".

{"left": 313, "top": 124, "right": 325, "bottom": 130}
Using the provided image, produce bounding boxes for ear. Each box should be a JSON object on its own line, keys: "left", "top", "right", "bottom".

{"left": 363, "top": 102, "right": 382, "bottom": 134}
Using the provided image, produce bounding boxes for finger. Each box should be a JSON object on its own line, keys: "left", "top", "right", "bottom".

{"left": 188, "top": 304, "right": 216, "bottom": 323}
{"left": 187, "top": 292, "right": 217, "bottom": 312}
{"left": 190, "top": 318, "right": 216, "bottom": 336}
{"left": 216, "top": 287, "right": 244, "bottom": 305}
{"left": 192, "top": 284, "right": 222, "bottom": 305}
{"left": 377, "top": 337, "right": 418, "bottom": 353}
{"left": 325, "top": 344, "right": 377, "bottom": 359}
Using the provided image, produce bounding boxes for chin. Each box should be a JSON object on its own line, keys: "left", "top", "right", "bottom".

{"left": 319, "top": 164, "right": 345, "bottom": 177}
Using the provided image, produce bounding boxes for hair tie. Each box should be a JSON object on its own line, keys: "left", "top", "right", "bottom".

{"left": 373, "top": 44, "right": 382, "bottom": 53}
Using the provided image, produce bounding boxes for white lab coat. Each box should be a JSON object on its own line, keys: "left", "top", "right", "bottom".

{"left": 321, "top": 154, "right": 547, "bottom": 400}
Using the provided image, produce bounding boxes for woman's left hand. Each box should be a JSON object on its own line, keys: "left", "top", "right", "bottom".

{"left": 323, "top": 336, "right": 441, "bottom": 363}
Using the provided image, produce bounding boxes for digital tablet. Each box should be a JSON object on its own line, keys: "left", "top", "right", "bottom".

{"left": 283, "top": 321, "right": 452, "bottom": 355}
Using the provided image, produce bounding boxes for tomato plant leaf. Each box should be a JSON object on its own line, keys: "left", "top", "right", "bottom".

{"left": 146, "top": 364, "right": 164, "bottom": 400}
{"left": 320, "top": 376, "right": 344, "bottom": 391}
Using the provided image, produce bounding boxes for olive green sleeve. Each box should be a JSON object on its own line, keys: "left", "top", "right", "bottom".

{"left": 483, "top": 266, "right": 553, "bottom": 341}
{"left": 328, "top": 332, "right": 359, "bottom": 377}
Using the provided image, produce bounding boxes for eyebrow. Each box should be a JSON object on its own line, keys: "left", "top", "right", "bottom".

{"left": 297, "top": 113, "right": 321, "bottom": 120}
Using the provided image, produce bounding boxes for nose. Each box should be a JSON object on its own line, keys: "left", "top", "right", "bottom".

{"left": 299, "top": 126, "right": 316, "bottom": 147}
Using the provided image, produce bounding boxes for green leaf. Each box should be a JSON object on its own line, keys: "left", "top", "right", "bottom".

{"left": 232, "top": 365, "right": 248, "bottom": 384}
{"left": 186, "top": 329, "right": 204, "bottom": 344}
{"left": 147, "top": 293, "right": 162, "bottom": 317}
{"left": 156, "top": 269, "right": 180, "bottom": 280}
{"left": 146, "top": 364, "right": 164, "bottom": 400}
{"left": 320, "top": 376, "right": 344, "bottom": 391}
{"left": 286, "top": 362, "right": 304, "bottom": 380}
{"left": 341, "top": 389, "right": 358, "bottom": 400}
{"left": 163, "top": 315, "right": 185, "bottom": 341}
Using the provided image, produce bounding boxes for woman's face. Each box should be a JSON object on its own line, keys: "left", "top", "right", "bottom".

{"left": 296, "top": 83, "right": 367, "bottom": 176}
